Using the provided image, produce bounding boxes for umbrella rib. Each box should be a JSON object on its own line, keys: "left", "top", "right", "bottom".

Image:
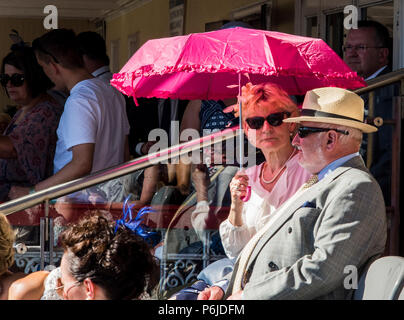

{"left": 174, "top": 33, "right": 193, "bottom": 74}
{"left": 262, "top": 32, "right": 275, "bottom": 75}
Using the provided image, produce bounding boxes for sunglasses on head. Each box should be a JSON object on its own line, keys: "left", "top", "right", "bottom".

{"left": 0, "top": 73, "right": 25, "bottom": 87}
{"left": 297, "top": 126, "right": 349, "bottom": 138}
{"left": 245, "top": 111, "right": 291, "bottom": 130}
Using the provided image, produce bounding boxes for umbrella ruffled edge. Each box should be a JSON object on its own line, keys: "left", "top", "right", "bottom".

{"left": 110, "top": 65, "right": 366, "bottom": 100}
{"left": 111, "top": 65, "right": 365, "bottom": 81}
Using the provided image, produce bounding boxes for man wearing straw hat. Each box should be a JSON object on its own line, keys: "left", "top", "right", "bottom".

{"left": 198, "top": 87, "right": 387, "bottom": 300}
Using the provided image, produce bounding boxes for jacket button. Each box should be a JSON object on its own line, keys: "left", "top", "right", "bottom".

{"left": 288, "top": 227, "right": 292, "bottom": 233}
{"left": 268, "top": 261, "right": 279, "bottom": 270}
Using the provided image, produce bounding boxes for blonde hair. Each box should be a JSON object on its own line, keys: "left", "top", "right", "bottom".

{"left": 0, "top": 214, "right": 15, "bottom": 276}
{"left": 241, "top": 82, "right": 298, "bottom": 119}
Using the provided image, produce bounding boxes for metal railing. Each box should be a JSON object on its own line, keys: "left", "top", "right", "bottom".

{"left": 0, "top": 126, "right": 239, "bottom": 216}
{"left": 1, "top": 126, "right": 240, "bottom": 272}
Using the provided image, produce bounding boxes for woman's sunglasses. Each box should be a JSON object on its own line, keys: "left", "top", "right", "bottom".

{"left": 245, "top": 111, "right": 291, "bottom": 130}
{"left": 297, "top": 126, "right": 349, "bottom": 138}
{"left": 0, "top": 73, "right": 25, "bottom": 87}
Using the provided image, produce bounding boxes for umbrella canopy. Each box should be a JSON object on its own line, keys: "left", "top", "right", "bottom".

{"left": 111, "top": 27, "right": 366, "bottom": 100}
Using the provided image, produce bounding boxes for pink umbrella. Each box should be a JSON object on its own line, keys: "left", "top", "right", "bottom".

{"left": 111, "top": 27, "right": 365, "bottom": 101}
{"left": 111, "top": 27, "right": 366, "bottom": 201}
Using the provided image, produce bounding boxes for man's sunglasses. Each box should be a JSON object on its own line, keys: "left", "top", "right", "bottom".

{"left": 297, "top": 126, "right": 349, "bottom": 138}
{"left": 245, "top": 112, "right": 291, "bottom": 129}
{"left": 0, "top": 73, "right": 25, "bottom": 87}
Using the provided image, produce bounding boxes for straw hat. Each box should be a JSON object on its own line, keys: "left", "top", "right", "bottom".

{"left": 283, "top": 87, "right": 377, "bottom": 133}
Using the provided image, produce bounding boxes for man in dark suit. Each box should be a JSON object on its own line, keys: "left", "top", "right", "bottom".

{"left": 344, "top": 20, "right": 396, "bottom": 206}
{"left": 344, "top": 20, "right": 391, "bottom": 80}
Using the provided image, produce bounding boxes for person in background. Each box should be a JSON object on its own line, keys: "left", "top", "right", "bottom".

{"left": 57, "top": 211, "right": 158, "bottom": 300}
{"left": 344, "top": 19, "right": 395, "bottom": 206}
{"left": 9, "top": 206, "right": 159, "bottom": 300}
{"left": 76, "top": 31, "right": 137, "bottom": 204}
{"left": 0, "top": 213, "right": 25, "bottom": 299}
{"left": 0, "top": 45, "right": 62, "bottom": 202}
{"left": 8, "top": 29, "right": 130, "bottom": 222}
{"left": 344, "top": 20, "right": 391, "bottom": 80}
{"left": 76, "top": 31, "right": 113, "bottom": 83}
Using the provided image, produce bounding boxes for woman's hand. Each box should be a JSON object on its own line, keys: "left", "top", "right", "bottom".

{"left": 197, "top": 286, "right": 224, "bottom": 300}
{"left": 228, "top": 171, "right": 249, "bottom": 227}
{"left": 229, "top": 171, "right": 249, "bottom": 203}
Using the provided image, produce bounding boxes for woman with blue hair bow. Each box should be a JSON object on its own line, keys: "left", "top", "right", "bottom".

{"left": 55, "top": 210, "right": 159, "bottom": 300}
{"left": 9, "top": 202, "right": 159, "bottom": 300}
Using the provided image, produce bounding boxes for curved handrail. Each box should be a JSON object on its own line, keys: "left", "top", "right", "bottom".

{"left": 354, "top": 68, "right": 404, "bottom": 95}
{"left": 0, "top": 126, "right": 240, "bottom": 216}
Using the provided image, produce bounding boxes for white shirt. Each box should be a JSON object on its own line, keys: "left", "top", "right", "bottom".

{"left": 365, "top": 65, "right": 387, "bottom": 81}
{"left": 92, "top": 65, "right": 113, "bottom": 83}
{"left": 53, "top": 78, "right": 130, "bottom": 174}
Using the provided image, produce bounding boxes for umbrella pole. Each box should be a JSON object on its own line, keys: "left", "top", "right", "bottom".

{"left": 238, "top": 98, "right": 251, "bottom": 202}
{"left": 238, "top": 73, "right": 244, "bottom": 171}
{"left": 238, "top": 74, "right": 251, "bottom": 202}
{"left": 238, "top": 99, "right": 243, "bottom": 171}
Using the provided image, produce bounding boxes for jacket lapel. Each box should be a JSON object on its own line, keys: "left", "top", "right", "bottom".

{"left": 244, "top": 156, "right": 367, "bottom": 271}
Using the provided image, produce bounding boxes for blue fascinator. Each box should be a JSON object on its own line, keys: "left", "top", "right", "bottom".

{"left": 114, "top": 196, "right": 158, "bottom": 245}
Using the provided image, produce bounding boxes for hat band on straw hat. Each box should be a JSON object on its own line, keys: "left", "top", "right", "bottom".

{"left": 300, "top": 109, "right": 363, "bottom": 123}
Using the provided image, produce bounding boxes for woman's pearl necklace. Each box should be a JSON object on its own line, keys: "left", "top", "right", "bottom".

{"left": 261, "top": 148, "right": 296, "bottom": 184}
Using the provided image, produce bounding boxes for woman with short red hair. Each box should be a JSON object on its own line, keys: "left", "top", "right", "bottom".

{"left": 220, "top": 82, "right": 310, "bottom": 259}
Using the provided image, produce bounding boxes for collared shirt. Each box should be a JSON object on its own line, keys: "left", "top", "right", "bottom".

{"left": 317, "top": 152, "right": 360, "bottom": 181}
{"left": 365, "top": 65, "right": 387, "bottom": 81}
{"left": 92, "top": 66, "right": 113, "bottom": 83}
